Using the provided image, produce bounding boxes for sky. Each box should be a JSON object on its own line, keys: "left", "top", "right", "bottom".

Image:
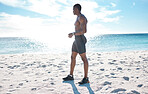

{"left": 0, "top": 0, "right": 148, "bottom": 38}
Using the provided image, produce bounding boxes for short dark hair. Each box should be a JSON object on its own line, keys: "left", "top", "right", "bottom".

{"left": 73, "top": 4, "right": 81, "bottom": 11}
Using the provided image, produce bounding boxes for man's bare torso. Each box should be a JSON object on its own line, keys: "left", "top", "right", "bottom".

{"left": 74, "top": 14, "right": 87, "bottom": 34}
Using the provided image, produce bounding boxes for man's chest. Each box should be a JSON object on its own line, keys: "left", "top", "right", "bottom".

{"left": 74, "top": 19, "right": 80, "bottom": 27}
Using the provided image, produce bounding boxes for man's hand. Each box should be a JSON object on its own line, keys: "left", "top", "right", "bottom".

{"left": 68, "top": 33, "right": 73, "bottom": 38}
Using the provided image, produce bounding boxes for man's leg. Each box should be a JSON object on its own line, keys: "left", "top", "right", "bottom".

{"left": 79, "top": 53, "right": 88, "bottom": 78}
{"left": 70, "top": 52, "right": 78, "bottom": 75}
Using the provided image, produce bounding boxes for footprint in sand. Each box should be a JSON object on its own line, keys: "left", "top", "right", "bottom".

{"left": 96, "top": 86, "right": 103, "bottom": 92}
{"left": 9, "top": 89, "right": 15, "bottom": 92}
{"left": 120, "top": 61, "right": 126, "bottom": 64}
{"left": 100, "top": 62, "right": 104, "bottom": 64}
{"left": 20, "top": 62, "right": 26, "bottom": 65}
{"left": 123, "top": 76, "right": 129, "bottom": 81}
{"left": 0, "top": 66, "right": 3, "bottom": 68}
{"left": 112, "top": 60, "right": 117, "bottom": 62}
{"left": 117, "top": 67, "right": 122, "bottom": 70}
{"left": 110, "top": 73, "right": 115, "bottom": 75}
{"left": 109, "top": 62, "right": 118, "bottom": 65}
{"left": 50, "top": 82, "right": 55, "bottom": 85}
{"left": 110, "top": 88, "right": 126, "bottom": 93}
{"left": 137, "top": 84, "right": 143, "bottom": 87}
{"left": 136, "top": 68, "right": 140, "bottom": 70}
{"left": 41, "top": 65, "right": 46, "bottom": 68}
{"left": 8, "top": 65, "right": 20, "bottom": 69}
{"left": 31, "top": 88, "right": 37, "bottom": 91}
{"left": 19, "top": 83, "right": 23, "bottom": 86}
{"left": 100, "top": 69, "right": 105, "bottom": 71}
{"left": 48, "top": 72, "right": 51, "bottom": 73}
{"left": 131, "top": 90, "right": 140, "bottom": 94}
{"left": 103, "top": 81, "right": 112, "bottom": 86}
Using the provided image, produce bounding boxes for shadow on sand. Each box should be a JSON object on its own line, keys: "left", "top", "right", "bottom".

{"left": 63, "top": 81, "right": 94, "bottom": 94}
{"left": 79, "top": 83, "right": 95, "bottom": 94}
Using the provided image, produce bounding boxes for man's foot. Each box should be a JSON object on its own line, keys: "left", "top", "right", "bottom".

{"left": 78, "top": 77, "right": 89, "bottom": 85}
{"left": 63, "top": 75, "right": 74, "bottom": 81}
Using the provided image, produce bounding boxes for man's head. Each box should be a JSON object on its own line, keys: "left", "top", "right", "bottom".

{"left": 73, "top": 4, "right": 81, "bottom": 15}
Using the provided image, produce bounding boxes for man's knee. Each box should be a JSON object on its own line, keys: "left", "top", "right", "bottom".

{"left": 81, "top": 56, "right": 88, "bottom": 62}
{"left": 71, "top": 55, "right": 76, "bottom": 60}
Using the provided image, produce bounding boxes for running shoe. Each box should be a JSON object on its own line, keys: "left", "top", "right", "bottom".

{"left": 63, "top": 75, "right": 74, "bottom": 81}
{"left": 78, "top": 77, "right": 89, "bottom": 84}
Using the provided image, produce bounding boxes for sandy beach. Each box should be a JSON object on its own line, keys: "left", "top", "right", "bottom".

{"left": 0, "top": 50, "right": 148, "bottom": 94}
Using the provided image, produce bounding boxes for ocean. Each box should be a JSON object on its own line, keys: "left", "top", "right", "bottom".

{"left": 0, "top": 33, "right": 148, "bottom": 54}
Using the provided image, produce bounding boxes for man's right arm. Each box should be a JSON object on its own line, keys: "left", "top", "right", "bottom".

{"left": 73, "top": 16, "right": 87, "bottom": 36}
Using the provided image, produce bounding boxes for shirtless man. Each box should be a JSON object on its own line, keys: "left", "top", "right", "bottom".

{"left": 63, "top": 4, "right": 89, "bottom": 84}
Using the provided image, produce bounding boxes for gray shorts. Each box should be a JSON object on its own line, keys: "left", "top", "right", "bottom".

{"left": 72, "top": 35, "right": 87, "bottom": 54}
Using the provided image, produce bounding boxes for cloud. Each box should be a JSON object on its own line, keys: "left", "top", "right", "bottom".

{"left": 0, "top": 0, "right": 122, "bottom": 38}
{"left": 26, "top": 0, "right": 62, "bottom": 17}
{"left": 111, "top": 2, "right": 116, "bottom": 7}
{"left": 0, "top": 0, "right": 26, "bottom": 7}
{"left": 0, "top": 0, "right": 121, "bottom": 19}
{"left": 0, "top": 0, "right": 62, "bottom": 17}
{"left": 95, "top": 8, "right": 121, "bottom": 23}
{"left": 102, "top": 16, "right": 121, "bottom": 22}
{"left": 0, "top": 12, "right": 58, "bottom": 37}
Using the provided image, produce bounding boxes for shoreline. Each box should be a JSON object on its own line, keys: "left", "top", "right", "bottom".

{"left": 0, "top": 50, "right": 148, "bottom": 93}
{"left": 0, "top": 50, "right": 148, "bottom": 55}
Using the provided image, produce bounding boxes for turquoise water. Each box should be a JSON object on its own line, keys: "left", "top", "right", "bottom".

{"left": 87, "top": 33, "right": 148, "bottom": 52}
{"left": 0, "top": 33, "right": 148, "bottom": 54}
{"left": 0, "top": 37, "right": 46, "bottom": 54}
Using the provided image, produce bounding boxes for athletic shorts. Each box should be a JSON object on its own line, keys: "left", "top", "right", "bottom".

{"left": 72, "top": 35, "right": 87, "bottom": 54}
